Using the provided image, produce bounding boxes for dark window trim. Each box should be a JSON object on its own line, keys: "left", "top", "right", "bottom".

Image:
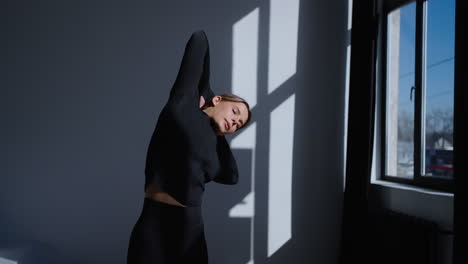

{"left": 384, "top": 0, "right": 414, "bottom": 12}
{"left": 379, "top": 0, "right": 454, "bottom": 193}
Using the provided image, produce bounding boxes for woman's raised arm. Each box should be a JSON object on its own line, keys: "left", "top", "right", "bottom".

{"left": 169, "top": 30, "right": 214, "bottom": 101}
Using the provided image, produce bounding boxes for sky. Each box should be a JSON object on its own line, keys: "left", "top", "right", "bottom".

{"left": 390, "top": 0, "right": 455, "bottom": 116}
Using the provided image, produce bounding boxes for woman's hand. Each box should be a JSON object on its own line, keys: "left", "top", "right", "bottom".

{"left": 199, "top": 96, "right": 205, "bottom": 109}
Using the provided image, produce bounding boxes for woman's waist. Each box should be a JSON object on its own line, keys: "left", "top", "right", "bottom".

{"left": 144, "top": 184, "right": 203, "bottom": 207}
{"left": 141, "top": 197, "right": 204, "bottom": 229}
{"left": 144, "top": 184, "right": 188, "bottom": 207}
{"left": 144, "top": 192, "right": 186, "bottom": 207}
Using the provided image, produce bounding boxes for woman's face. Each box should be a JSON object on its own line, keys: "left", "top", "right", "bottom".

{"left": 208, "top": 96, "right": 249, "bottom": 135}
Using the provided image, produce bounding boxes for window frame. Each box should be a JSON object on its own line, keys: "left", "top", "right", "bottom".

{"left": 379, "top": 0, "right": 454, "bottom": 192}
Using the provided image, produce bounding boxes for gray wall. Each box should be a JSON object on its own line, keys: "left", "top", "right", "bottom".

{"left": 2, "top": 0, "right": 348, "bottom": 263}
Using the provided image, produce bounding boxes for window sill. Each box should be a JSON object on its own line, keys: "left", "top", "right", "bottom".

{"left": 368, "top": 179, "right": 454, "bottom": 232}
{"left": 370, "top": 179, "right": 454, "bottom": 197}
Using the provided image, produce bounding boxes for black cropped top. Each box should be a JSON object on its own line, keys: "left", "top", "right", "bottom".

{"left": 143, "top": 30, "right": 239, "bottom": 206}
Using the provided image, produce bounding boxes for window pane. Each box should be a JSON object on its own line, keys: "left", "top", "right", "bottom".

{"left": 385, "top": 3, "right": 416, "bottom": 178}
{"left": 423, "top": 0, "right": 455, "bottom": 179}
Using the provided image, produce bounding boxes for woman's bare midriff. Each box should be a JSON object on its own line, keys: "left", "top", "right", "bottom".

{"left": 144, "top": 183, "right": 187, "bottom": 207}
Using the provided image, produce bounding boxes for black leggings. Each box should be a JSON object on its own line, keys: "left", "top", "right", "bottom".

{"left": 126, "top": 198, "right": 208, "bottom": 264}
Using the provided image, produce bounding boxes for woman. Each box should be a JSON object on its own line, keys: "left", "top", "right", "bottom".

{"left": 126, "top": 30, "right": 251, "bottom": 264}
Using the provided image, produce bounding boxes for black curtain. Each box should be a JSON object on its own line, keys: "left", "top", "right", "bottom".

{"left": 452, "top": 0, "right": 467, "bottom": 263}
{"left": 339, "top": 0, "right": 378, "bottom": 263}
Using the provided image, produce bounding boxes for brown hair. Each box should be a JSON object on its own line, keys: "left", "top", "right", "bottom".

{"left": 202, "top": 93, "right": 252, "bottom": 131}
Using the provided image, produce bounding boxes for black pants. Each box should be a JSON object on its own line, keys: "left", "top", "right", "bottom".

{"left": 126, "top": 198, "right": 208, "bottom": 264}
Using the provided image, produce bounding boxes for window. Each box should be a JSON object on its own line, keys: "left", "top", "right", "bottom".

{"left": 381, "top": 0, "right": 455, "bottom": 192}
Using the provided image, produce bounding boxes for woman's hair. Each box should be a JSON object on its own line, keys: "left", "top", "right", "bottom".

{"left": 202, "top": 93, "right": 252, "bottom": 131}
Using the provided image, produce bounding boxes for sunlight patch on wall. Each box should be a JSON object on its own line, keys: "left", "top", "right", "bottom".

{"left": 229, "top": 0, "right": 300, "bottom": 262}
{"left": 232, "top": 8, "right": 259, "bottom": 108}
{"left": 230, "top": 9, "right": 259, "bottom": 263}
{"left": 231, "top": 122, "right": 257, "bottom": 149}
{"left": 229, "top": 192, "right": 255, "bottom": 218}
{"left": 268, "top": 0, "right": 300, "bottom": 94}
{"left": 0, "top": 257, "right": 17, "bottom": 264}
{"left": 268, "top": 94, "right": 295, "bottom": 257}
{"left": 344, "top": 0, "right": 353, "bottom": 192}
{"left": 230, "top": 123, "right": 257, "bottom": 219}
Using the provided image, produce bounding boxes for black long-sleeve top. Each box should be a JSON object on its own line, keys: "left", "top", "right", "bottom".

{"left": 144, "top": 30, "right": 239, "bottom": 206}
